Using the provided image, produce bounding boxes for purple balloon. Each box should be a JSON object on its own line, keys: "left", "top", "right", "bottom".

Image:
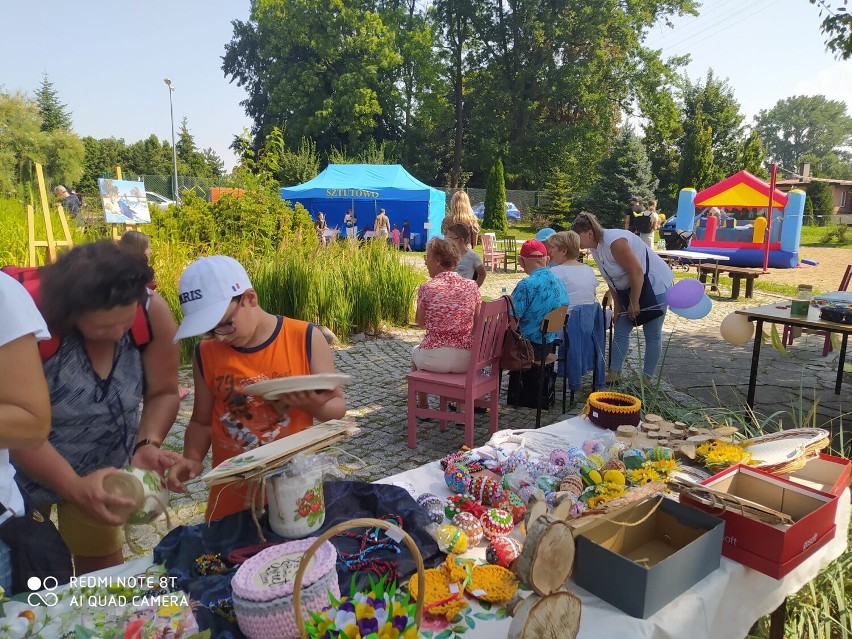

{"left": 666, "top": 279, "right": 705, "bottom": 309}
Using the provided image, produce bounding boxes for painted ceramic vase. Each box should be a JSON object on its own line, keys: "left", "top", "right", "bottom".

{"left": 267, "top": 466, "right": 325, "bottom": 539}
{"left": 103, "top": 467, "right": 170, "bottom": 525}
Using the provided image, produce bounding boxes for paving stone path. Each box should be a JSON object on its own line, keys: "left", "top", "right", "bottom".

{"left": 126, "top": 263, "right": 850, "bottom": 556}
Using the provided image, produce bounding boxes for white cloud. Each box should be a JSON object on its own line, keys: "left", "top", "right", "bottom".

{"left": 793, "top": 61, "right": 852, "bottom": 109}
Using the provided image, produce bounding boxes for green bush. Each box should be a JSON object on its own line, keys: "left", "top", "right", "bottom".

{"left": 484, "top": 158, "right": 508, "bottom": 233}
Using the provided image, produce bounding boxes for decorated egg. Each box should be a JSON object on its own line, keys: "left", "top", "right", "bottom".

{"left": 504, "top": 450, "right": 530, "bottom": 473}
{"left": 486, "top": 537, "right": 523, "bottom": 569}
{"left": 648, "top": 446, "right": 674, "bottom": 461}
{"left": 583, "top": 439, "right": 608, "bottom": 456}
{"left": 470, "top": 476, "right": 502, "bottom": 505}
{"left": 580, "top": 466, "right": 603, "bottom": 487}
{"left": 622, "top": 448, "right": 648, "bottom": 470}
{"left": 444, "top": 463, "right": 472, "bottom": 494}
{"left": 452, "top": 512, "right": 484, "bottom": 546}
{"left": 500, "top": 471, "right": 523, "bottom": 493}
{"left": 435, "top": 524, "right": 469, "bottom": 554}
{"left": 608, "top": 440, "right": 628, "bottom": 458}
{"left": 559, "top": 475, "right": 584, "bottom": 498}
{"left": 548, "top": 448, "right": 571, "bottom": 468}
{"left": 535, "top": 474, "right": 561, "bottom": 493}
{"left": 516, "top": 484, "right": 538, "bottom": 504}
{"left": 602, "top": 470, "right": 626, "bottom": 485}
{"left": 492, "top": 491, "right": 526, "bottom": 524}
{"left": 570, "top": 501, "right": 588, "bottom": 517}
{"left": 444, "top": 493, "right": 477, "bottom": 520}
{"left": 586, "top": 452, "right": 606, "bottom": 469}
{"left": 416, "top": 493, "right": 445, "bottom": 524}
{"left": 601, "top": 458, "right": 627, "bottom": 474}
{"left": 480, "top": 508, "right": 514, "bottom": 540}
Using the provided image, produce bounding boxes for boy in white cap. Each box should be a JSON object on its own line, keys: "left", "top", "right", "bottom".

{"left": 166, "top": 255, "right": 347, "bottom": 520}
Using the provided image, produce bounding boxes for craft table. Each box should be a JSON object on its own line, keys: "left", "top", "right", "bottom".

{"left": 737, "top": 303, "right": 852, "bottom": 407}
{"left": 656, "top": 249, "right": 730, "bottom": 286}
{"left": 12, "top": 417, "right": 849, "bottom": 639}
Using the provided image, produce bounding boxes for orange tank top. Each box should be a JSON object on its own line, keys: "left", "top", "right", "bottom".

{"left": 198, "top": 316, "right": 313, "bottom": 520}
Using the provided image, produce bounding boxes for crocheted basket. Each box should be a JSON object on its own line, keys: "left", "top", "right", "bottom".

{"left": 583, "top": 391, "right": 642, "bottom": 429}
{"left": 232, "top": 537, "right": 340, "bottom": 639}
{"left": 293, "top": 517, "right": 426, "bottom": 639}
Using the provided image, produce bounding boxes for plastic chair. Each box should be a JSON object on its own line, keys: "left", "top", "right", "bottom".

{"left": 782, "top": 264, "right": 851, "bottom": 356}
{"left": 407, "top": 298, "right": 509, "bottom": 448}
{"left": 498, "top": 234, "right": 519, "bottom": 272}
{"left": 481, "top": 234, "right": 506, "bottom": 272}
{"left": 534, "top": 306, "right": 569, "bottom": 428}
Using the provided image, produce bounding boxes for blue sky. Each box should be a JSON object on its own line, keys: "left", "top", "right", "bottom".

{"left": 1, "top": 1, "right": 849, "bottom": 173}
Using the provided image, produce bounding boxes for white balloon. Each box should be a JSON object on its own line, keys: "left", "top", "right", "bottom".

{"left": 720, "top": 312, "right": 754, "bottom": 345}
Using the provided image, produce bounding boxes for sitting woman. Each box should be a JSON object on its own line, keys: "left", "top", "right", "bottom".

{"left": 571, "top": 211, "right": 672, "bottom": 384}
{"left": 12, "top": 241, "right": 182, "bottom": 574}
{"left": 412, "top": 238, "right": 481, "bottom": 410}
{"left": 547, "top": 230, "right": 599, "bottom": 310}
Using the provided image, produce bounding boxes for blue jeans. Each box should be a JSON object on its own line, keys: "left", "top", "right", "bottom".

{"left": 610, "top": 291, "right": 667, "bottom": 378}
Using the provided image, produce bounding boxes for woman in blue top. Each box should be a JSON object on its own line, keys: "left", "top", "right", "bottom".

{"left": 402, "top": 219, "right": 412, "bottom": 251}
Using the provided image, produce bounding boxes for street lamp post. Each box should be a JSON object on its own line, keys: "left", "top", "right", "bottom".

{"left": 164, "top": 78, "right": 179, "bottom": 205}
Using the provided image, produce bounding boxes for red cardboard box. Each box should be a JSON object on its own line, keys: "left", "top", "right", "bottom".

{"left": 682, "top": 464, "right": 839, "bottom": 579}
{"left": 782, "top": 453, "right": 851, "bottom": 497}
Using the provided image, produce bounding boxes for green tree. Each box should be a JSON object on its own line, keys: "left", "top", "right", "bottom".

{"left": 678, "top": 110, "right": 717, "bottom": 191}
{"left": 681, "top": 70, "right": 744, "bottom": 179}
{"left": 755, "top": 95, "right": 852, "bottom": 171}
{"left": 483, "top": 158, "right": 507, "bottom": 233}
{"left": 176, "top": 118, "right": 212, "bottom": 177}
{"left": 35, "top": 73, "right": 72, "bottom": 132}
{"left": 807, "top": 180, "right": 835, "bottom": 222}
{"left": 203, "top": 148, "right": 225, "bottom": 177}
{"left": 223, "top": 0, "right": 403, "bottom": 154}
{"left": 740, "top": 130, "right": 768, "bottom": 178}
{"left": 809, "top": 0, "right": 852, "bottom": 59}
{"left": 584, "top": 125, "right": 658, "bottom": 228}
{"left": 799, "top": 151, "right": 852, "bottom": 180}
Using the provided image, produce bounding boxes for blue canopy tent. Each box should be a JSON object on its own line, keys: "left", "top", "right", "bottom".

{"left": 279, "top": 164, "right": 445, "bottom": 248}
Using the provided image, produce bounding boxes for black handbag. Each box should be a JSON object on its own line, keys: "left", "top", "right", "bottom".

{"left": 0, "top": 505, "right": 72, "bottom": 595}
{"left": 600, "top": 250, "right": 664, "bottom": 327}
{"left": 500, "top": 295, "right": 535, "bottom": 371}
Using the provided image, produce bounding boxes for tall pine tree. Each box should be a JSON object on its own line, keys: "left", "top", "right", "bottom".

{"left": 483, "top": 158, "right": 507, "bottom": 233}
{"left": 678, "top": 110, "right": 717, "bottom": 191}
{"left": 740, "top": 131, "right": 768, "bottom": 178}
{"left": 584, "top": 125, "right": 658, "bottom": 228}
{"left": 35, "top": 73, "right": 72, "bottom": 132}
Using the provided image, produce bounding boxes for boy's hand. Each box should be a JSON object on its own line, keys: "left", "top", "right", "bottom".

{"left": 269, "top": 389, "right": 338, "bottom": 418}
{"left": 166, "top": 456, "right": 205, "bottom": 493}
{"left": 131, "top": 444, "right": 179, "bottom": 476}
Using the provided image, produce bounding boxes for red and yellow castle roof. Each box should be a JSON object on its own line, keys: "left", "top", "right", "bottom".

{"left": 694, "top": 170, "right": 789, "bottom": 209}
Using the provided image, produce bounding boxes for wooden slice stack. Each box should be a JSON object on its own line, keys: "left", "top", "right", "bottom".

{"left": 509, "top": 514, "right": 581, "bottom": 639}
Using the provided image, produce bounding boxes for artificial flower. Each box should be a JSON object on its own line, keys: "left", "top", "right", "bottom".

{"left": 355, "top": 602, "right": 376, "bottom": 620}
{"left": 343, "top": 623, "right": 361, "bottom": 639}
{"left": 377, "top": 623, "right": 400, "bottom": 639}
{"left": 630, "top": 467, "right": 662, "bottom": 485}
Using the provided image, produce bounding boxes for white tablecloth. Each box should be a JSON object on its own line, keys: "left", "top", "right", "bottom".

{"left": 13, "top": 417, "right": 849, "bottom": 639}
{"left": 378, "top": 416, "right": 851, "bottom": 639}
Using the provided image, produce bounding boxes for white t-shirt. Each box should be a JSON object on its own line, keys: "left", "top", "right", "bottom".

{"left": 456, "top": 249, "right": 483, "bottom": 281}
{"left": 0, "top": 272, "right": 49, "bottom": 524}
{"left": 550, "top": 263, "right": 599, "bottom": 308}
{"left": 592, "top": 228, "right": 673, "bottom": 295}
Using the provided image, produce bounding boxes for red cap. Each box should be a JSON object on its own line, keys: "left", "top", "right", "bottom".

{"left": 520, "top": 239, "right": 548, "bottom": 258}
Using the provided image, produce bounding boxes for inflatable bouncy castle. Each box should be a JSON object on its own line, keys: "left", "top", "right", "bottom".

{"left": 675, "top": 171, "right": 805, "bottom": 268}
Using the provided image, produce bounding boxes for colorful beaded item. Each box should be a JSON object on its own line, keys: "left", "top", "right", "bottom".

{"left": 416, "top": 493, "right": 445, "bottom": 524}
{"left": 209, "top": 596, "right": 236, "bottom": 622}
{"left": 194, "top": 553, "right": 229, "bottom": 576}
{"left": 451, "top": 512, "right": 484, "bottom": 546}
{"left": 491, "top": 491, "right": 526, "bottom": 524}
{"left": 485, "top": 537, "right": 523, "bottom": 569}
{"left": 548, "top": 448, "right": 571, "bottom": 468}
{"left": 444, "top": 493, "right": 479, "bottom": 520}
{"left": 435, "top": 524, "right": 469, "bottom": 554}
{"left": 479, "top": 508, "right": 513, "bottom": 540}
{"left": 441, "top": 450, "right": 485, "bottom": 473}
{"left": 333, "top": 514, "right": 403, "bottom": 582}
{"left": 444, "top": 463, "right": 472, "bottom": 494}
{"left": 560, "top": 475, "right": 584, "bottom": 497}
{"left": 469, "top": 476, "right": 502, "bottom": 505}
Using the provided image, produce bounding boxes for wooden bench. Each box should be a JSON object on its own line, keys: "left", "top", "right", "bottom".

{"left": 698, "top": 264, "right": 763, "bottom": 300}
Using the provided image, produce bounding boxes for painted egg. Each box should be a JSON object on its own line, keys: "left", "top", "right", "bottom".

{"left": 444, "top": 493, "right": 477, "bottom": 520}
{"left": 516, "top": 484, "right": 538, "bottom": 504}
{"left": 548, "top": 448, "right": 571, "bottom": 468}
{"left": 580, "top": 466, "right": 602, "bottom": 487}
{"left": 452, "top": 512, "right": 484, "bottom": 546}
{"left": 480, "top": 508, "right": 514, "bottom": 540}
{"left": 586, "top": 452, "right": 606, "bottom": 469}
{"left": 492, "top": 491, "right": 526, "bottom": 524}
{"left": 444, "top": 463, "right": 472, "bottom": 494}
{"left": 486, "top": 537, "right": 524, "bottom": 569}
{"left": 535, "top": 475, "right": 561, "bottom": 493}
{"left": 608, "top": 440, "right": 628, "bottom": 458}
{"left": 500, "top": 471, "right": 523, "bottom": 493}
{"left": 504, "top": 450, "right": 530, "bottom": 473}
{"left": 469, "top": 476, "right": 502, "bottom": 505}
{"left": 603, "top": 470, "right": 626, "bottom": 485}
{"left": 649, "top": 446, "right": 674, "bottom": 461}
{"left": 416, "top": 493, "right": 445, "bottom": 524}
{"left": 583, "top": 439, "right": 608, "bottom": 456}
{"left": 435, "top": 524, "right": 469, "bottom": 554}
{"left": 559, "top": 476, "right": 584, "bottom": 498}
{"left": 601, "top": 458, "right": 627, "bottom": 474}
{"left": 622, "top": 448, "right": 648, "bottom": 470}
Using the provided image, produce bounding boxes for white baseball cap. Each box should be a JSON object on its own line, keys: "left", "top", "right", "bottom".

{"left": 174, "top": 255, "right": 252, "bottom": 341}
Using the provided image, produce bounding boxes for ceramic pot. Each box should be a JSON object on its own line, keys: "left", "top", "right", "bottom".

{"left": 267, "top": 467, "right": 325, "bottom": 539}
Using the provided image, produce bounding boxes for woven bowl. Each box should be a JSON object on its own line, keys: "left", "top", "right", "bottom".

{"left": 584, "top": 392, "right": 642, "bottom": 429}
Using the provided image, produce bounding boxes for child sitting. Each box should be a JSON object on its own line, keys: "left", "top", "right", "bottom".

{"left": 166, "top": 256, "right": 347, "bottom": 520}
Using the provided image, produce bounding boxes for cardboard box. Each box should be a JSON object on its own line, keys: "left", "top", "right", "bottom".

{"left": 574, "top": 496, "right": 724, "bottom": 619}
{"left": 783, "top": 454, "right": 851, "bottom": 497}
{"left": 683, "top": 465, "right": 839, "bottom": 579}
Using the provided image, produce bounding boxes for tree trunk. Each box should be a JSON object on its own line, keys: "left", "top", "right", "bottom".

{"left": 514, "top": 514, "right": 575, "bottom": 596}
{"left": 507, "top": 591, "right": 582, "bottom": 639}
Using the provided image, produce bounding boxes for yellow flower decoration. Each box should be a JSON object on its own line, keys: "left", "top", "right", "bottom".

{"left": 403, "top": 628, "right": 418, "bottom": 639}
{"left": 647, "top": 459, "right": 679, "bottom": 476}
{"left": 378, "top": 623, "right": 400, "bottom": 639}
{"left": 630, "top": 467, "right": 662, "bottom": 485}
{"left": 696, "top": 441, "right": 753, "bottom": 469}
{"left": 355, "top": 602, "right": 376, "bottom": 619}
{"left": 344, "top": 624, "right": 362, "bottom": 639}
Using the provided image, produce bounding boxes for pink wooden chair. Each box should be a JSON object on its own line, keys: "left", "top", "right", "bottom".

{"left": 481, "top": 234, "right": 506, "bottom": 272}
{"left": 407, "top": 298, "right": 509, "bottom": 449}
{"left": 782, "top": 264, "right": 851, "bottom": 356}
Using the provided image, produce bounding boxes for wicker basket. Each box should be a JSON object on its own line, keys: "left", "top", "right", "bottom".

{"left": 294, "top": 517, "right": 426, "bottom": 639}
{"left": 583, "top": 392, "right": 642, "bottom": 429}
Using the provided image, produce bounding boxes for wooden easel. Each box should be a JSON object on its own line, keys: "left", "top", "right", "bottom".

{"left": 110, "top": 166, "right": 139, "bottom": 240}
{"left": 28, "top": 162, "right": 74, "bottom": 266}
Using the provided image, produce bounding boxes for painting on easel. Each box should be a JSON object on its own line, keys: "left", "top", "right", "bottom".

{"left": 98, "top": 178, "right": 152, "bottom": 224}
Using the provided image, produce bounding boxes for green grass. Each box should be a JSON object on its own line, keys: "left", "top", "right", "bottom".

{"left": 800, "top": 224, "right": 852, "bottom": 249}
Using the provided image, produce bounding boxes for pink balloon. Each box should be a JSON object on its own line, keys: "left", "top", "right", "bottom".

{"left": 666, "top": 279, "right": 704, "bottom": 309}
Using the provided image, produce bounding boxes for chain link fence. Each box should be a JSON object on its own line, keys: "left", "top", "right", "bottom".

{"left": 439, "top": 187, "right": 550, "bottom": 215}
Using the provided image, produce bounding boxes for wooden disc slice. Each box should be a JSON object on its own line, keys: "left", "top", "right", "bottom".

{"left": 616, "top": 425, "right": 637, "bottom": 438}
{"left": 102, "top": 472, "right": 144, "bottom": 520}
{"left": 507, "top": 591, "right": 582, "bottom": 639}
{"left": 514, "top": 515, "right": 575, "bottom": 596}
{"left": 674, "top": 421, "right": 687, "bottom": 428}
{"left": 642, "top": 422, "right": 660, "bottom": 432}
{"left": 713, "top": 426, "right": 739, "bottom": 436}
{"left": 643, "top": 414, "right": 663, "bottom": 424}
{"left": 522, "top": 496, "right": 548, "bottom": 536}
